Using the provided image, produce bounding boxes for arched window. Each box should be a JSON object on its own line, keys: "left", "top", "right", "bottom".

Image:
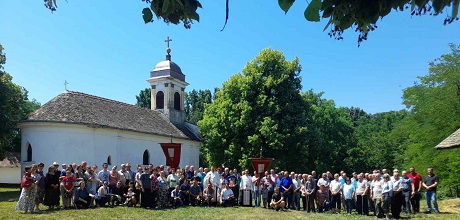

{"left": 174, "top": 92, "right": 181, "bottom": 110}
{"left": 143, "top": 150, "right": 149, "bottom": 165}
{"left": 26, "top": 143, "right": 32, "bottom": 162}
{"left": 156, "top": 91, "right": 164, "bottom": 109}
{"left": 107, "top": 155, "right": 112, "bottom": 165}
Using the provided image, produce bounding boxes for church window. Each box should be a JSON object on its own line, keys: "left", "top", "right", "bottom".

{"left": 174, "top": 92, "right": 181, "bottom": 110}
{"left": 143, "top": 150, "right": 149, "bottom": 165}
{"left": 107, "top": 155, "right": 112, "bottom": 165}
{"left": 156, "top": 91, "right": 164, "bottom": 109}
{"left": 26, "top": 143, "right": 32, "bottom": 162}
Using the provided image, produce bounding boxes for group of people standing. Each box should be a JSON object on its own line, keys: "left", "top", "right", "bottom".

{"left": 15, "top": 160, "right": 440, "bottom": 219}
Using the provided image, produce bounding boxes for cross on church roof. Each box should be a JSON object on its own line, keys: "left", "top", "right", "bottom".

{"left": 165, "top": 36, "right": 172, "bottom": 48}
{"left": 165, "top": 36, "right": 172, "bottom": 61}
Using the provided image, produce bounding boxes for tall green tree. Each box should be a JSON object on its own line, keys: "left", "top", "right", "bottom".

{"left": 136, "top": 88, "right": 151, "bottom": 109}
{"left": 0, "top": 44, "right": 41, "bottom": 157}
{"left": 302, "top": 91, "right": 355, "bottom": 172}
{"left": 199, "top": 48, "right": 310, "bottom": 171}
{"left": 184, "top": 89, "right": 212, "bottom": 125}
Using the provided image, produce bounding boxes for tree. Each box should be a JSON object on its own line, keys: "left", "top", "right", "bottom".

{"left": 199, "top": 48, "right": 310, "bottom": 171}
{"left": 0, "top": 44, "right": 41, "bottom": 158}
{"left": 346, "top": 110, "right": 407, "bottom": 172}
{"left": 396, "top": 43, "right": 460, "bottom": 194}
{"left": 44, "top": 0, "right": 459, "bottom": 44}
{"left": 136, "top": 88, "right": 151, "bottom": 109}
{"left": 302, "top": 91, "right": 356, "bottom": 172}
{"left": 184, "top": 89, "right": 212, "bottom": 125}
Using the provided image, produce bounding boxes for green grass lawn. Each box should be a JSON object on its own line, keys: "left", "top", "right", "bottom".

{"left": 1, "top": 187, "right": 459, "bottom": 220}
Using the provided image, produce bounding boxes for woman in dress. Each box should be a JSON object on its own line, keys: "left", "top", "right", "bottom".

{"left": 16, "top": 165, "right": 37, "bottom": 213}
{"left": 44, "top": 165, "right": 60, "bottom": 209}
{"left": 34, "top": 163, "right": 46, "bottom": 212}
{"left": 157, "top": 171, "right": 169, "bottom": 208}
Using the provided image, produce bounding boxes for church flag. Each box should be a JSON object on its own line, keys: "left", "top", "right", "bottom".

{"left": 160, "top": 143, "right": 182, "bottom": 168}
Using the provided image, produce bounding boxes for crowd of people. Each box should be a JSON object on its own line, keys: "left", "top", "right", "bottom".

{"left": 16, "top": 161, "right": 440, "bottom": 219}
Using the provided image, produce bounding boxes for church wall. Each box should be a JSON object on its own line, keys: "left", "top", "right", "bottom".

{"left": 19, "top": 123, "right": 200, "bottom": 171}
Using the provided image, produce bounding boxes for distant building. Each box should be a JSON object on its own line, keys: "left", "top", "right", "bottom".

{"left": 0, "top": 152, "right": 21, "bottom": 184}
{"left": 18, "top": 42, "right": 201, "bottom": 176}
{"left": 435, "top": 128, "right": 460, "bottom": 150}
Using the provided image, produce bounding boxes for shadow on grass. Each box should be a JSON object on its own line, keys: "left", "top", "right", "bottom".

{"left": 0, "top": 190, "right": 20, "bottom": 202}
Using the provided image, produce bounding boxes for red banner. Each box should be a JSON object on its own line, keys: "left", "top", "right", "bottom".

{"left": 160, "top": 143, "right": 182, "bottom": 169}
{"left": 250, "top": 158, "right": 273, "bottom": 175}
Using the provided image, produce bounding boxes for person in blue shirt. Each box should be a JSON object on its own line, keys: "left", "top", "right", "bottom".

{"left": 180, "top": 179, "right": 190, "bottom": 206}
{"left": 197, "top": 167, "right": 207, "bottom": 189}
{"left": 279, "top": 171, "right": 293, "bottom": 209}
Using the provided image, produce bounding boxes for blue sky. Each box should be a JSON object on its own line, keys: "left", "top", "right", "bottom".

{"left": 1, "top": 1, "right": 459, "bottom": 114}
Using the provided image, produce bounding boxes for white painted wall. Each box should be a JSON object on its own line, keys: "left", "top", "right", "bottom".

{"left": 19, "top": 122, "right": 201, "bottom": 170}
{"left": 0, "top": 167, "right": 21, "bottom": 184}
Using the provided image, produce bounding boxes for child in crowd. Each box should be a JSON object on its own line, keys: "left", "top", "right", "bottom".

{"left": 123, "top": 187, "right": 137, "bottom": 207}
{"left": 261, "top": 183, "right": 268, "bottom": 208}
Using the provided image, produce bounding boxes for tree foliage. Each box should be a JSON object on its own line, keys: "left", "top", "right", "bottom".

{"left": 199, "top": 48, "right": 311, "bottom": 171}
{"left": 184, "top": 89, "right": 212, "bottom": 125}
{"left": 136, "top": 88, "right": 151, "bottom": 109}
{"left": 346, "top": 110, "right": 408, "bottom": 172}
{"left": 395, "top": 43, "right": 460, "bottom": 192}
{"left": 44, "top": 0, "right": 459, "bottom": 44}
{"left": 0, "top": 44, "right": 41, "bottom": 158}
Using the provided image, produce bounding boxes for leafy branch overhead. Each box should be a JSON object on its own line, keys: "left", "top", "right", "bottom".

{"left": 44, "top": 0, "right": 458, "bottom": 44}
{"left": 141, "top": 0, "right": 202, "bottom": 28}
{"left": 279, "top": 0, "right": 459, "bottom": 44}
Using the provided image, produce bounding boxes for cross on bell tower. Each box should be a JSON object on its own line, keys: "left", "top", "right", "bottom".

{"left": 165, "top": 36, "right": 172, "bottom": 61}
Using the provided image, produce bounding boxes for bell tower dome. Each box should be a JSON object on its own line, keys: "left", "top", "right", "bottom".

{"left": 147, "top": 36, "right": 188, "bottom": 124}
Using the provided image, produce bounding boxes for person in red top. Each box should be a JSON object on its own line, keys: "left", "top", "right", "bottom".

{"left": 407, "top": 167, "right": 422, "bottom": 213}
{"left": 61, "top": 170, "right": 75, "bottom": 208}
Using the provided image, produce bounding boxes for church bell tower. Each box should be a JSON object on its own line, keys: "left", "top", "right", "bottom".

{"left": 147, "top": 36, "right": 188, "bottom": 124}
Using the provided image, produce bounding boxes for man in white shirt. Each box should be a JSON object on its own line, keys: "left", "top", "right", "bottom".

{"left": 203, "top": 166, "right": 221, "bottom": 189}
{"left": 292, "top": 173, "right": 302, "bottom": 210}
{"left": 203, "top": 166, "right": 221, "bottom": 204}
{"left": 355, "top": 174, "right": 369, "bottom": 215}
{"left": 329, "top": 173, "right": 342, "bottom": 213}
{"left": 317, "top": 173, "right": 330, "bottom": 189}
{"left": 239, "top": 170, "right": 253, "bottom": 206}
{"left": 370, "top": 172, "right": 384, "bottom": 218}
{"left": 391, "top": 169, "right": 402, "bottom": 219}
{"left": 220, "top": 183, "right": 235, "bottom": 207}
{"left": 97, "top": 163, "right": 109, "bottom": 187}
{"left": 118, "top": 164, "right": 131, "bottom": 189}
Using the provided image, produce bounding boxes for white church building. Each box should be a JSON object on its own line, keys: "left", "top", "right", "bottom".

{"left": 18, "top": 43, "right": 201, "bottom": 178}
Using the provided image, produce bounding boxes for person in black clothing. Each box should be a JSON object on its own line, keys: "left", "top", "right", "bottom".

{"left": 110, "top": 181, "right": 125, "bottom": 206}
{"left": 74, "top": 181, "right": 94, "bottom": 209}
{"left": 270, "top": 187, "right": 285, "bottom": 211}
{"left": 423, "top": 168, "right": 439, "bottom": 214}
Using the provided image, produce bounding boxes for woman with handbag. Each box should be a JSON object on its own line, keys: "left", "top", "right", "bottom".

{"left": 16, "top": 165, "right": 37, "bottom": 213}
